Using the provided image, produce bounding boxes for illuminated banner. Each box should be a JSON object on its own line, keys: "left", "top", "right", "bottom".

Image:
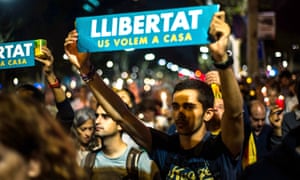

{"left": 76, "top": 4, "right": 219, "bottom": 52}
{"left": 0, "top": 40, "right": 35, "bottom": 70}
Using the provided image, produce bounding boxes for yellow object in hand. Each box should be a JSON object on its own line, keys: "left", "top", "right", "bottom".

{"left": 211, "top": 83, "right": 222, "bottom": 99}
{"left": 34, "top": 39, "right": 47, "bottom": 58}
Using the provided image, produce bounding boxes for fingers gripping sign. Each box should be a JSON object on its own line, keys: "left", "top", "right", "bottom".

{"left": 64, "top": 30, "right": 90, "bottom": 70}
{"left": 208, "top": 11, "right": 230, "bottom": 62}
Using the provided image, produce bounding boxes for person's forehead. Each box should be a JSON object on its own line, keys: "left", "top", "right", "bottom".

{"left": 251, "top": 103, "right": 265, "bottom": 112}
{"left": 79, "top": 119, "right": 94, "bottom": 127}
{"left": 173, "top": 89, "right": 199, "bottom": 102}
{"left": 251, "top": 110, "right": 265, "bottom": 117}
{"left": 251, "top": 108, "right": 266, "bottom": 118}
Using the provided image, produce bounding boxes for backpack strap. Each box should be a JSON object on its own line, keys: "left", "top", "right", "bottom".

{"left": 126, "top": 147, "right": 142, "bottom": 179}
{"left": 83, "top": 150, "right": 98, "bottom": 179}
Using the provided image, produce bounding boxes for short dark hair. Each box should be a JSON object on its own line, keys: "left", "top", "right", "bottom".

{"left": 173, "top": 79, "right": 214, "bottom": 111}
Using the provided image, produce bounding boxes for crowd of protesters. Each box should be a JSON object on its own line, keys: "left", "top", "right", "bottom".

{"left": 0, "top": 8, "right": 300, "bottom": 180}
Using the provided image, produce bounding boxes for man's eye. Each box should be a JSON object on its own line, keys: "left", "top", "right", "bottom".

{"left": 101, "top": 114, "right": 111, "bottom": 119}
{"left": 171, "top": 103, "right": 180, "bottom": 110}
{"left": 171, "top": 103, "right": 196, "bottom": 110}
{"left": 89, "top": 127, "right": 95, "bottom": 131}
{"left": 183, "top": 103, "right": 196, "bottom": 110}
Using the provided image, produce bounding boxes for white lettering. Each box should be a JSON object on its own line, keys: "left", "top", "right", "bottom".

{"left": 189, "top": 10, "right": 202, "bottom": 29}
{"left": 5, "top": 45, "right": 13, "bottom": 58}
{"left": 0, "top": 46, "right": 4, "bottom": 59}
{"left": 13, "top": 44, "right": 25, "bottom": 58}
{"left": 119, "top": 17, "right": 132, "bottom": 36}
{"left": 0, "top": 43, "right": 33, "bottom": 59}
{"left": 133, "top": 15, "right": 145, "bottom": 34}
{"left": 23, "top": 43, "right": 33, "bottom": 56}
{"left": 145, "top": 14, "right": 160, "bottom": 33}
{"left": 88, "top": 8, "right": 203, "bottom": 37}
{"left": 101, "top": 18, "right": 111, "bottom": 37}
{"left": 91, "top": 19, "right": 100, "bottom": 37}
{"left": 111, "top": 18, "right": 118, "bottom": 36}
{"left": 160, "top": 12, "right": 174, "bottom": 32}
{"left": 171, "top": 11, "right": 190, "bottom": 31}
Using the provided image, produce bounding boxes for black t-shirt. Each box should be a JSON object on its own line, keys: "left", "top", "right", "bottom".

{"left": 149, "top": 128, "right": 239, "bottom": 180}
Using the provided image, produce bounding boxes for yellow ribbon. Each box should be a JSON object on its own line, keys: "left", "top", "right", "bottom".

{"left": 242, "top": 132, "right": 257, "bottom": 169}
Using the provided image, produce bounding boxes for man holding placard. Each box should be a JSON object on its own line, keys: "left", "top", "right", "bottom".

{"left": 65, "top": 6, "right": 243, "bottom": 180}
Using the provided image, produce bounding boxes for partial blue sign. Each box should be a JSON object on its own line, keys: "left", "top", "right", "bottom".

{"left": 76, "top": 4, "right": 220, "bottom": 52}
{"left": 0, "top": 40, "right": 35, "bottom": 70}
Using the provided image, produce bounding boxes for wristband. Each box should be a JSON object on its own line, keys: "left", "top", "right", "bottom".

{"left": 80, "top": 65, "right": 96, "bottom": 83}
{"left": 213, "top": 50, "right": 233, "bottom": 70}
{"left": 48, "top": 78, "right": 61, "bottom": 88}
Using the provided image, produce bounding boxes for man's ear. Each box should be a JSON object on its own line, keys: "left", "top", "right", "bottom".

{"left": 203, "top": 108, "right": 215, "bottom": 122}
{"left": 27, "top": 159, "right": 41, "bottom": 178}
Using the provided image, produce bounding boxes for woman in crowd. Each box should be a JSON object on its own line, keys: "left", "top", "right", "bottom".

{"left": 71, "top": 107, "right": 97, "bottom": 165}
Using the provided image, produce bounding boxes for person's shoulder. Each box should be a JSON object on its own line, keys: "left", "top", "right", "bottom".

{"left": 150, "top": 128, "right": 178, "bottom": 148}
{"left": 130, "top": 148, "right": 150, "bottom": 173}
{"left": 283, "top": 111, "right": 300, "bottom": 126}
{"left": 192, "top": 133, "right": 226, "bottom": 156}
{"left": 283, "top": 111, "right": 296, "bottom": 119}
{"left": 136, "top": 148, "right": 162, "bottom": 179}
{"left": 138, "top": 149, "right": 152, "bottom": 162}
{"left": 94, "top": 149, "right": 105, "bottom": 160}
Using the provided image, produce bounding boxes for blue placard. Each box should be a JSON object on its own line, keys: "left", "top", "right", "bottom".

{"left": 0, "top": 40, "right": 35, "bottom": 70}
{"left": 76, "top": 4, "right": 219, "bottom": 52}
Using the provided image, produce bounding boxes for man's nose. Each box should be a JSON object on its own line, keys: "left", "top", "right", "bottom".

{"left": 177, "top": 111, "right": 186, "bottom": 119}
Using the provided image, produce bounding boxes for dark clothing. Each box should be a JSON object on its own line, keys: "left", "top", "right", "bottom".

{"left": 243, "top": 125, "right": 274, "bottom": 162}
{"left": 244, "top": 116, "right": 280, "bottom": 161}
{"left": 56, "top": 99, "right": 74, "bottom": 131}
{"left": 240, "top": 126, "right": 300, "bottom": 180}
{"left": 282, "top": 110, "right": 300, "bottom": 138}
{"left": 166, "top": 123, "right": 176, "bottom": 135}
{"left": 253, "top": 125, "right": 273, "bottom": 160}
{"left": 149, "top": 128, "right": 239, "bottom": 180}
{"left": 239, "top": 109, "right": 280, "bottom": 178}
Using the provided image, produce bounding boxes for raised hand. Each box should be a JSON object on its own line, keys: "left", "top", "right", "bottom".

{"left": 35, "top": 46, "right": 54, "bottom": 74}
{"left": 205, "top": 70, "right": 221, "bottom": 86}
{"left": 208, "top": 11, "right": 230, "bottom": 62}
{"left": 64, "top": 29, "right": 90, "bottom": 71}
